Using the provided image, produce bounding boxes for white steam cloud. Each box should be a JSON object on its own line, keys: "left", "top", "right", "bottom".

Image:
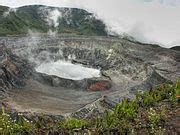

{"left": 39, "top": 7, "right": 62, "bottom": 27}
{"left": 50, "top": 9, "right": 62, "bottom": 27}
{"left": 38, "top": 7, "right": 62, "bottom": 36}
{"left": 3, "top": 8, "right": 16, "bottom": 17}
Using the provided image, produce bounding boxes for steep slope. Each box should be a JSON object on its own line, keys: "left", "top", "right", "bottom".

{"left": 0, "top": 5, "right": 107, "bottom": 36}
{"left": 171, "top": 46, "right": 180, "bottom": 51}
{"left": 0, "top": 6, "right": 27, "bottom": 35}
{"left": 0, "top": 44, "right": 32, "bottom": 109}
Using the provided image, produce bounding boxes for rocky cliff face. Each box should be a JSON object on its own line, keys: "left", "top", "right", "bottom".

{"left": 0, "top": 44, "right": 32, "bottom": 104}
{"left": 171, "top": 46, "right": 180, "bottom": 51}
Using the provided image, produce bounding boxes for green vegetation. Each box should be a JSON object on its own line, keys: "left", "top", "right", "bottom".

{"left": 0, "top": 109, "right": 34, "bottom": 134}
{"left": 58, "top": 118, "right": 87, "bottom": 130}
{"left": 0, "top": 81, "right": 179, "bottom": 134}
{"left": 0, "top": 5, "right": 107, "bottom": 36}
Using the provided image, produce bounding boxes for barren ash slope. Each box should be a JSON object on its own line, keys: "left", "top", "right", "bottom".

{"left": 0, "top": 5, "right": 179, "bottom": 118}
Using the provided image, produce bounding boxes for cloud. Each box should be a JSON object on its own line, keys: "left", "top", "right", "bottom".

{"left": 0, "top": 0, "right": 180, "bottom": 48}
{"left": 127, "top": 22, "right": 152, "bottom": 43}
{"left": 141, "top": 0, "right": 180, "bottom": 6}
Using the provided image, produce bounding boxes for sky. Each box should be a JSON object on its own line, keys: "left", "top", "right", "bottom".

{"left": 0, "top": 0, "right": 180, "bottom": 48}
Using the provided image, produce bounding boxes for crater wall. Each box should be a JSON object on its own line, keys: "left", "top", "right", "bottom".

{"left": 0, "top": 35, "right": 179, "bottom": 117}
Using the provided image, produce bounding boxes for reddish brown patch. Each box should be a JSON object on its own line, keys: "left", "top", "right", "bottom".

{"left": 88, "top": 81, "right": 111, "bottom": 91}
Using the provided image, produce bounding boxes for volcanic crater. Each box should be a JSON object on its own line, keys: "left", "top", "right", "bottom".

{"left": 0, "top": 35, "right": 179, "bottom": 118}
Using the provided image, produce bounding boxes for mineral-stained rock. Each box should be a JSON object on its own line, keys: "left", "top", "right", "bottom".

{"left": 87, "top": 78, "right": 111, "bottom": 91}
